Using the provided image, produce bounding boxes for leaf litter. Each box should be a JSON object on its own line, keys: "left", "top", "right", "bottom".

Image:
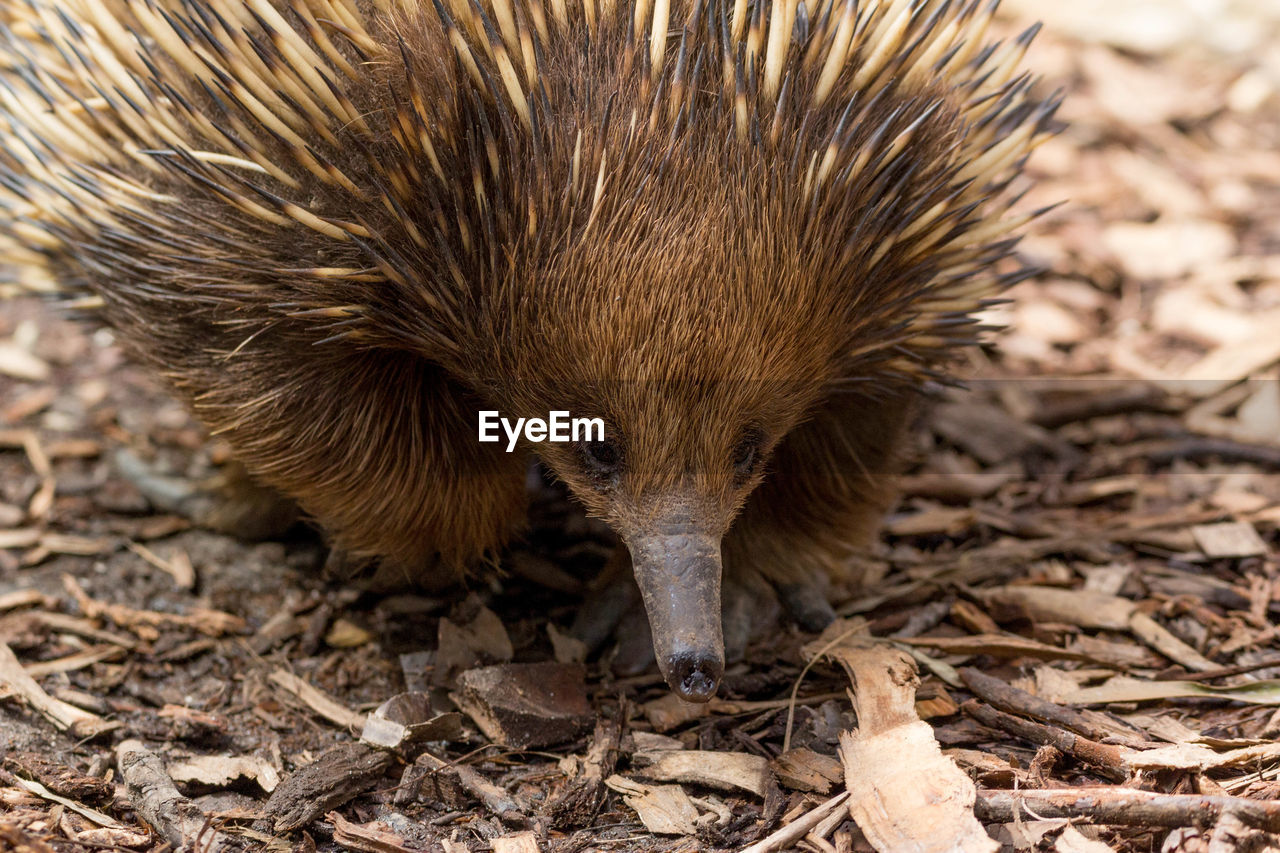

{"left": 3, "top": 0, "right": 1280, "bottom": 850}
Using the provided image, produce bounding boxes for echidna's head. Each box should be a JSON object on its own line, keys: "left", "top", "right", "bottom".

{"left": 480, "top": 172, "right": 852, "bottom": 700}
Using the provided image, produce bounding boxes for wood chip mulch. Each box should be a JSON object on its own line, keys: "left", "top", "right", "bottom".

{"left": 3, "top": 0, "right": 1280, "bottom": 850}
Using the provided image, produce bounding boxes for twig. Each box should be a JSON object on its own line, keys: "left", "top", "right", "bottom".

{"left": 7, "top": 774, "right": 123, "bottom": 830}
{"left": 1082, "top": 437, "right": 1280, "bottom": 478}
{"left": 0, "top": 641, "right": 115, "bottom": 738}
{"left": 456, "top": 764, "right": 528, "bottom": 823}
{"left": 738, "top": 792, "right": 851, "bottom": 853}
{"left": 975, "top": 787, "right": 1280, "bottom": 832}
{"left": 962, "top": 700, "right": 1129, "bottom": 780}
{"left": 1163, "top": 656, "right": 1280, "bottom": 682}
{"left": 959, "top": 668, "right": 1146, "bottom": 748}
{"left": 117, "top": 739, "right": 235, "bottom": 852}
{"left": 268, "top": 668, "right": 366, "bottom": 731}
{"left": 1031, "top": 384, "right": 1175, "bottom": 429}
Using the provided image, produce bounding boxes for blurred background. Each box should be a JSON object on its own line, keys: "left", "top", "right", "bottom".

{"left": 986, "top": 0, "right": 1280, "bottom": 393}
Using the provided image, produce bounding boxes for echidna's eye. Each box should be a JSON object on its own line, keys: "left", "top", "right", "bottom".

{"left": 732, "top": 429, "right": 764, "bottom": 479}
{"left": 581, "top": 438, "right": 623, "bottom": 477}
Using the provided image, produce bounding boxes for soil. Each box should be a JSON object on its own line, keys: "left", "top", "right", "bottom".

{"left": 3, "top": 0, "right": 1280, "bottom": 850}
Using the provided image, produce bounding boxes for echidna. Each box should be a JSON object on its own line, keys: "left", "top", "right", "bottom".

{"left": 0, "top": 0, "right": 1057, "bottom": 700}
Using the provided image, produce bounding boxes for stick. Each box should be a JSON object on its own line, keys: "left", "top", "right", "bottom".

{"left": 976, "top": 787, "right": 1280, "bottom": 832}
{"left": 962, "top": 701, "right": 1129, "bottom": 779}
{"left": 959, "top": 668, "right": 1146, "bottom": 748}
{"left": 738, "top": 792, "right": 851, "bottom": 853}
{"left": 1031, "top": 384, "right": 1174, "bottom": 429}
{"left": 117, "top": 739, "right": 235, "bottom": 852}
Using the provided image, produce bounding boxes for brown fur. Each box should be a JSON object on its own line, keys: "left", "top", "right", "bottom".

{"left": 0, "top": 0, "right": 1056, "bottom": 672}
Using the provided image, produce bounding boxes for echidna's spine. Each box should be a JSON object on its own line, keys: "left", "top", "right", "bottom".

{"left": 0, "top": 0, "right": 1057, "bottom": 376}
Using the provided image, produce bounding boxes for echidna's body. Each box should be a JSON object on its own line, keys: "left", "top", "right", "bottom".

{"left": 0, "top": 0, "right": 1055, "bottom": 699}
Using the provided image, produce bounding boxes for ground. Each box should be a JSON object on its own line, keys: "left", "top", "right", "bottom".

{"left": 3, "top": 1, "right": 1280, "bottom": 851}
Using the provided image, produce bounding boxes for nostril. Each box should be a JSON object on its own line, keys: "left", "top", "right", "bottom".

{"left": 681, "top": 667, "right": 716, "bottom": 700}
{"left": 667, "top": 651, "right": 723, "bottom": 703}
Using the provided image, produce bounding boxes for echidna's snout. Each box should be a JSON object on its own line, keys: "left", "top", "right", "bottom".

{"left": 665, "top": 648, "right": 723, "bottom": 703}
{"left": 626, "top": 523, "right": 725, "bottom": 703}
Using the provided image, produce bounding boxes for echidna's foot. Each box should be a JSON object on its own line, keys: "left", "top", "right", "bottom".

{"left": 608, "top": 601, "right": 658, "bottom": 675}
{"left": 571, "top": 559, "right": 642, "bottom": 658}
{"left": 571, "top": 550, "right": 648, "bottom": 672}
{"left": 113, "top": 448, "right": 298, "bottom": 540}
{"left": 570, "top": 574, "right": 698, "bottom": 678}
{"left": 774, "top": 581, "right": 838, "bottom": 633}
{"left": 321, "top": 547, "right": 377, "bottom": 584}
{"left": 322, "top": 547, "right": 450, "bottom": 594}
{"left": 721, "top": 571, "right": 783, "bottom": 664}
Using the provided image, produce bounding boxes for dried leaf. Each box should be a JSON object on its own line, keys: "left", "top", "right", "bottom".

{"left": 1190, "top": 521, "right": 1269, "bottom": 558}
{"left": 605, "top": 775, "right": 699, "bottom": 836}
{"left": 632, "top": 749, "right": 770, "bottom": 797}
{"left": 1063, "top": 675, "right": 1280, "bottom": 707}
{"left": 168, "top": 754, "right": 280, "bottom": 793}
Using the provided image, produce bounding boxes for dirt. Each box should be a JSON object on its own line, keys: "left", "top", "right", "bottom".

{"left": 3, "top": 0, "right": 1280, "bottom": 850}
